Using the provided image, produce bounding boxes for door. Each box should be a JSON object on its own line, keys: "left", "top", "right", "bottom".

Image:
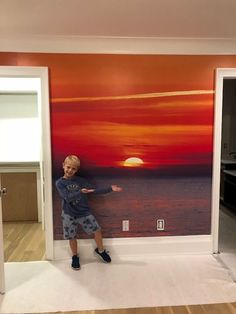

{"left": 1, "top": 172, "right": 38, "bottom": 221}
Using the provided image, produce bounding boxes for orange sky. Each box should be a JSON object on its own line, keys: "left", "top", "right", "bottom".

{"left": 51, "top": 92, "right": 213, "bottom": 170}
{"left": 45, "top": 54, "right": 222, "bottom": 172}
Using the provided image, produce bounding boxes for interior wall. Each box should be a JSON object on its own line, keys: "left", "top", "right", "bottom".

{"left": 1, "top": 52, "right": 236, "bottom": 242}
{"left": 0, "top": 93, "right": 39, "bottom": 162}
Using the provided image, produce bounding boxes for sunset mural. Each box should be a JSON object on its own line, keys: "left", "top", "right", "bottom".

{"left": 50, "top": 62, "right": 214, "bottom": 239}
{"left": 51, "top": 91, "right": 214, "bottom": 176}
{"left": 2, "top": 52, "right": 236, "bottom": 239}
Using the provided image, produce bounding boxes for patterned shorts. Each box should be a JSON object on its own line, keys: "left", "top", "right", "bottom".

{"left": 61, "top": 211, "right": 101, "bottom": 239}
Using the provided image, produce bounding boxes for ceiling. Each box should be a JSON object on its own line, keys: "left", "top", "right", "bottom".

{"left": 1, "top": 0, "right": 236, "bottom": 39}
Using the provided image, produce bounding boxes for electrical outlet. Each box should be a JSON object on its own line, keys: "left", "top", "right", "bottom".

{"left": 122, "top": 220, "right": 129, "bottom": 231}
{"left": 157, "top": 219, "right": 164, "bottom": 231}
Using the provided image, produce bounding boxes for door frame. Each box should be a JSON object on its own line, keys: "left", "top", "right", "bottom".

{"left": 0, "top": 66, "right": 53, "bottom": 293}
{"left": 0, "top": 177, "right": 5, "bottom": 294}
{"left": 212, "top": 68, "right": 236, "bottom": 253}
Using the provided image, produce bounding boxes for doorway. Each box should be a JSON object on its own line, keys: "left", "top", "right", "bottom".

{"left": 0, "top": 66, "right": 53, "bottom": 294}
{"left": 212, "top": 69, "right": 236, "bottom": 276}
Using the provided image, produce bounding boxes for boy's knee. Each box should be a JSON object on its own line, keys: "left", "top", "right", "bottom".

{"left": 94, "top": 228, "right": 102, "bottom": 235}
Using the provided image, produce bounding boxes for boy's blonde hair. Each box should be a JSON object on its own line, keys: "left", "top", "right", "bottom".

{"left": 63, "top": 155, "right": 80, "bottom": 168}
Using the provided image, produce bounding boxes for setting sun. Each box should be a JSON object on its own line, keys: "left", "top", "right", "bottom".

{"left": 123, "top": 157, "right": 144, "bottom": 167}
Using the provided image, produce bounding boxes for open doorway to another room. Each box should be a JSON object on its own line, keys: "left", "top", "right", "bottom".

{"left": 219, "top": 78, "right": 236, "bottom": 274}
{"left": 0, "top": 92, "right": 45, "bottom": 262}
{"left": 0, "top": 67, "right": 53, "bottom": 294}
{"left": 213, "top": 70, "right": 236, "bottom": 278}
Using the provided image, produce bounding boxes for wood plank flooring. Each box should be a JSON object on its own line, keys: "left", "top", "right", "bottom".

{"left": 40, "top": 302, "right": 236, "bottom": 314}
{"left": 3, "top": 222, "right": 45, "bottom": 262}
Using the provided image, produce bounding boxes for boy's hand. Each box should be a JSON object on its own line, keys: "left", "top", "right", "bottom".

{"left": 81, "top": 188, "right": 95, "bottom": 193}
{"left": 111, "top": 185, "right": 122, "bottom": 192}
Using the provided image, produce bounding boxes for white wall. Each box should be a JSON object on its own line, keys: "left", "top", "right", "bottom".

{"left": 0, "top": 93, "right": 40, "bottom": 162}
{"left": 0, "top": 78, "right": 40, "bottom": 162}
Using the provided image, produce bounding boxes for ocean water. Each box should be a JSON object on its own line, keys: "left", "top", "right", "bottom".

{"left": 53, "top": 176, "right": 212, "bottom": 239}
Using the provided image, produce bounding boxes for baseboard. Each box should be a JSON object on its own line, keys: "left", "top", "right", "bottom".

{"left": 53, "top": 235, "right": 213, "bottom": 260}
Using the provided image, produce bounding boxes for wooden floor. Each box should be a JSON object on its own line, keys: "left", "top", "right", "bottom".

{"left": 40, "top": 302, "right": 236, "bottom": 314}
{"left": 3, "top": 221, "right": 45, "bottom": 262}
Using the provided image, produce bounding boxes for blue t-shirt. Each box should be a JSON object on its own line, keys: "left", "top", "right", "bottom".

{"left": 56, "top": 176, "right": 112, "bottom": 217}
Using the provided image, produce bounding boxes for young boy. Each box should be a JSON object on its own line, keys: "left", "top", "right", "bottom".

{"left": 56, "top": 155, "right": 122, "bottom": 270}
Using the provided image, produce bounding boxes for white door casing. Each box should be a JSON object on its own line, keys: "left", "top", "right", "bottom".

{"left": 0, "top": 178, "right": 6, "bottom": 294}
{"left": 212, "top": 68, "right": 236, "bottom": 253}
{"left": 0, "top": 66, "right": 53, "bottom": 292}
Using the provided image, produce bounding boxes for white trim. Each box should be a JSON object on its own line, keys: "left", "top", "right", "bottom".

{"left": 2, "top": 36, "right": 236, "bottom": 54}
{"left": 0, "top": 66, "right": 53, "bottom": 260}
{"left": 36, "top": 170, "right": 42, "bottom": 223}
{"left": 54, "top": 235, "right": 213, "bottom": 260}
{"left": 39, "top": 68, "right": 54, "bottom": 259}
{"left": 212, "top": 68, "right": 236, "bottom": 253}
{"left": 0, "top": 166, "right": 39, "bottom": 172}
{"left": 0, "top": 176, "right": 5, "bottom": 294}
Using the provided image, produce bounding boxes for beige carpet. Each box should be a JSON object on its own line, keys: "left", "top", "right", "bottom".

{"left": 0, "top": 254, "right": 236, "bottom": 313}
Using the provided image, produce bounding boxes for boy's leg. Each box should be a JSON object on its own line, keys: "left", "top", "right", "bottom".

{"left": 69, "top": 239, "right": 78, "bottom": 256}
{"left": 78, "top": 215, "right": 104, "bottom": 251}
{"left": 94, "top": 229, "right": 111, "bottom": 263}
{"left": 94, "top": 229, "right": 104, "bottom": 251}
{"left": 61, "top": 211, "right": 80, "bottom": 269}
{"left": 78, "top": 214, "right": 111, "bottom": 263}
{"left": 69, "top": 239, "right": 80, "bottom": 270}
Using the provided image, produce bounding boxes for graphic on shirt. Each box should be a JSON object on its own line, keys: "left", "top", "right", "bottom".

{"left": 66, "top": 184, "right": 80, "bottom": 192}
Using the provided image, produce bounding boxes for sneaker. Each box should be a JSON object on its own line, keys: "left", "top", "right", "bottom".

{"left": 71, "top": 255, "right": 80, "bottom": 270}
{"left": 95, "top": 248, "right": 111, "bottom": 263}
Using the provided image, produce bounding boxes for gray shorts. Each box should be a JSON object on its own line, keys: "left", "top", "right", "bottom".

{"left": 61, "top": 211, "right": 101, "bottom": 239}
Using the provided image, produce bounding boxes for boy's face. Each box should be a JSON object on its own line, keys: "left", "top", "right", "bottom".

{"left": 63, "top": 160, "right": 79, "bottom": 179}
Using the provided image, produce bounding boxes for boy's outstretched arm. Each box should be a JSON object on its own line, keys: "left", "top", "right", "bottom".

{"left": 111, "top": 185, "right": 122, "bottom": 192}
{"left": 81, "top": 188, "right": 95, "bottom": 193}
{"left": 81, "top": 185, "right": 122, "bottom": 194}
